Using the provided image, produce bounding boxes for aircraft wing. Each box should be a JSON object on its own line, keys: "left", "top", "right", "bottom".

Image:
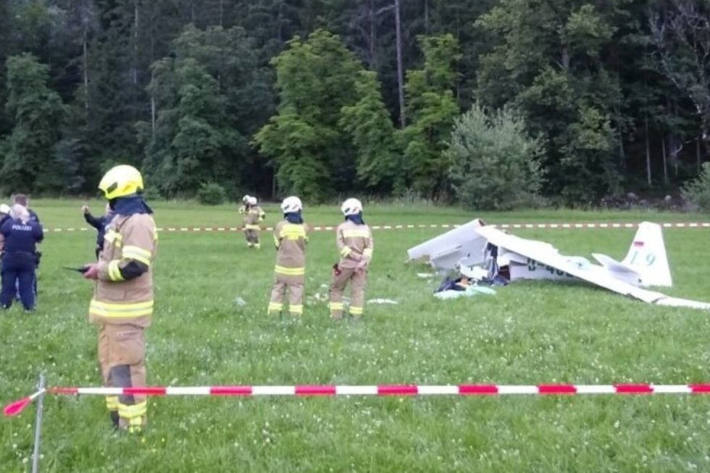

{"left": 407, "top": 219, "right": 488, "bottom": 272}
{"left": 476, "top": 225, "right": 710, "bottom": 310}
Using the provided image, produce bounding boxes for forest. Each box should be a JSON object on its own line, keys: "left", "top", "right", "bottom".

{"left": 1, "top": 0, "right": 709, "bottom": 207}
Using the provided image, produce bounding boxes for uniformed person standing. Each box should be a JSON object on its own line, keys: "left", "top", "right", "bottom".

{"left": 82, "top": 165, "right": 157, "bottom": 432}
{"left": 268, "top": 196, "right": 308, "bottom": 317}
{"left": 0, "top": 205, "right": 43, "bottom": 311}
{"left": 13, "top": 194, "right": 40, "bottom": 298}
{"left": 239, "top": 195, "right": 265, "bottom": 249}
{"left": 329, "top": 198, "right": 373, "bottom": 320}
{"left": 82, "top": 203, "right": 115, "bottom": 259}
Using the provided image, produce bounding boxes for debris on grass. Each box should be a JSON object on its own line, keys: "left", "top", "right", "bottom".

{"left": 367, "top": 298, "right": 398, "bottom": 305}
{"left": 434, "top": 285, "right": 497, "bottom": 300}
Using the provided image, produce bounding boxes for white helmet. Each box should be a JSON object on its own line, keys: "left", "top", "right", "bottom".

{"left": 0, "top": 204, "right": 10, "bottom": 215}
{"left": 247, "top": 196, "right": 258, "bottom": 206}
{"left": 242, "top": 194, "right": 251, "bottom": 204}
{"left": 280, "top": 196, "right": 303, "bottom": 213}
{"left": 341, "top": 198, "right": 363, "bottom": 216}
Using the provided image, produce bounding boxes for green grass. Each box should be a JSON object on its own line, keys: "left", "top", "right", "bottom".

{"left": 2, "top": 202, "right": 710, "bottom": 472}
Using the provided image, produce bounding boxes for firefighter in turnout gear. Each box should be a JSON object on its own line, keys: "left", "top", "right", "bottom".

{"left": 268, "top": 196, "right": 309, "bottom": 317}
{"left": 82, "top": 165, "right": 157, "bottom": 432}
{"left": 329, "top": 198, "right": 373, "bottom": 320}
{"left": 239, "top": 195, "right": 265, "bottom": 248}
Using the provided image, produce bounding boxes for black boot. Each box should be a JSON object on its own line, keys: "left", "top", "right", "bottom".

{"left": 110, "top": 411, "right": 119, "bottom": 429}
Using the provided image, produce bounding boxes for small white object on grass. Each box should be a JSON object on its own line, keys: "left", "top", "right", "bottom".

{"left": 367, "top": 299, "right": 398, "bottom": 305}
{"left": 234, "top": 297, "right": 247, "bottom": 306}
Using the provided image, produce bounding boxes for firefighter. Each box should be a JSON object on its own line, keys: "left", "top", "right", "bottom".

{"left": 268, "top": 196, "right": 309, "bottom": 317}
{"left": 238, "top": 195, "right": 265, "bottom": 249}
{"left": 81, "top": 164, "right": 157, "bottom": 432}
{"left": 0, "top": 205, "right": 43, "bottom": 311}
{"left": 82, "top": 203, "right": 115, "bottom": 259}
{"left": 329, "top": 198, "right": 373, "bottom": 320}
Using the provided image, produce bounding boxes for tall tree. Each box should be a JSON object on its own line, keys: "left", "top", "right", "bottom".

{"left": 339, "top": 70, "right": 398, "bottom": 192}
{"left": 477, "top": 1, "right": 622, "bottom": 204}
{"left": 399, "top": 33, "right": 461, "bottom": 198}
{"left": 143, "top": 24, "right": 260, "bottom": 197}
{"left": 254, "top": 29, "right": 364, "bottom": 200}
{"left": 651, "top": 1, "right": 710, "bottom": 159}
{"left": 1, "top": 53, "right": 65, "bottom": 193}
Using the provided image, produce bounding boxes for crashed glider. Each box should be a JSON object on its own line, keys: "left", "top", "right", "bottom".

{"left": 407, "top": 219, "right": 710, "bottom": 311}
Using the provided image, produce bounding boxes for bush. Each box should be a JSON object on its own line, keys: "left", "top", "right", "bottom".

{"left": 197, "top": 182, "right": 227, "bottom": 205}
{"left": 681, "top": 162, "right": 710, "bottom": 211}
{"left": 446, "top": 104, "right": 543, "bottom": 210}
{"left": 142, "top": 187, "right": 162, "bottom": 201}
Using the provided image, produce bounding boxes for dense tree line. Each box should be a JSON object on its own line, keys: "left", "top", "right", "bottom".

{"left": 0, "top": 0, "right": 708, "bottom": 206}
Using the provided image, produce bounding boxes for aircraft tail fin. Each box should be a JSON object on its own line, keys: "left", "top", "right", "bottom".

{"left": 621, "top": 222, "right": 672, "bottom": 287}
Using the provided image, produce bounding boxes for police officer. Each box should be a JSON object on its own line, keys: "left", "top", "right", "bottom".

{"left": 82, "top": 165, "right": 158, "bottom": 432}
{"left": 0, "top": 205, "right": 44, "bottom": 311}
{"left": 12, "top": 195, "right": 40, "bottom": 298}
{"left": 82, "top": 203, "right": 115, "bottom": 259}
{"left": 268, "top": 196, "right": 309, "bottom": 317}
{"left": 329, "top": 198, "right": 374, "bottom": 320}
{"left": 13, "top": 194, "right": 40, "bottom": 223}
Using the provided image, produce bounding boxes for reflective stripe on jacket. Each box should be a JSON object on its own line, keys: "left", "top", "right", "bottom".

{"left": 89, "top": 213, "right": 157, "bottom": 325}
{"left": 240, "top": 205, "right": 265, "bottom": 230}
{"left": 336, "top": 220, "right": 374, "bottom": 269}
{"left": 273, "top": 220, "right": 308, "bottom": 273}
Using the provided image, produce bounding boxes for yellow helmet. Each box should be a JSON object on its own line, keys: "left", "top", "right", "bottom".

{"left": 98, "top": 165, "right": 144, "bottom": 200}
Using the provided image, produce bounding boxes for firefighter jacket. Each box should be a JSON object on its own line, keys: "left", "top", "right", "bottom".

{"left": 335, "top": 220, "right": 374, "bottom": 269}
{"left": 273, "top": 220, "right": 309, "bottom": 277}
{"left": 89, "top": 213, "right": 157, "bottom": 327}
{"left": 240, "top": 205, "right": 265, "bottom": 231}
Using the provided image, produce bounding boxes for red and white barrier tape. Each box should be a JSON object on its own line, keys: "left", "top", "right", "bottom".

{"left": 46, "top": 383, "right": 710, "bottom": 396}
{"left": 43, "top": 222, "right": 710, "bottom": 233}
{"left": 7, "top": 384, "right": 710, "bottom": 416}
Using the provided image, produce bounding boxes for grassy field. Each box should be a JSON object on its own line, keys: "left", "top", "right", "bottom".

{"left": 1, "top": 201, "right": 710, "bottom": 472}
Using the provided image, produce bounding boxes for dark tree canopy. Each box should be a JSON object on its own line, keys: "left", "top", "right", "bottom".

{"left": 0, "top": 0, "right": 708, "bottom": 206}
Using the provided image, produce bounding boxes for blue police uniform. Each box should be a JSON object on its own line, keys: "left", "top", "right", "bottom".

{"left": 1, "top": 217, "right": 44, "bottom": 310}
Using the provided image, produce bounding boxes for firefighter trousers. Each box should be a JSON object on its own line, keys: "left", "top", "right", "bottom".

{"left": 244, "top": 229, "right": 260, "bottom": 248}
{"left": 98, "top": 323, "right": 147, "bottom": 432}
{"left": 268, "top": 274, "right": 304, "bottom": 316}
{"left": 329, "top": 265, "right": 367, "bottom": 319}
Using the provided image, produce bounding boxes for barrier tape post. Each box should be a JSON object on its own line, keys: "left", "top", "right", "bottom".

{"left": 31, "top": 373, "right": 45, "bottom": 473}
{"left": 5, "top": 383, "right": 710, "bottom": 418}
